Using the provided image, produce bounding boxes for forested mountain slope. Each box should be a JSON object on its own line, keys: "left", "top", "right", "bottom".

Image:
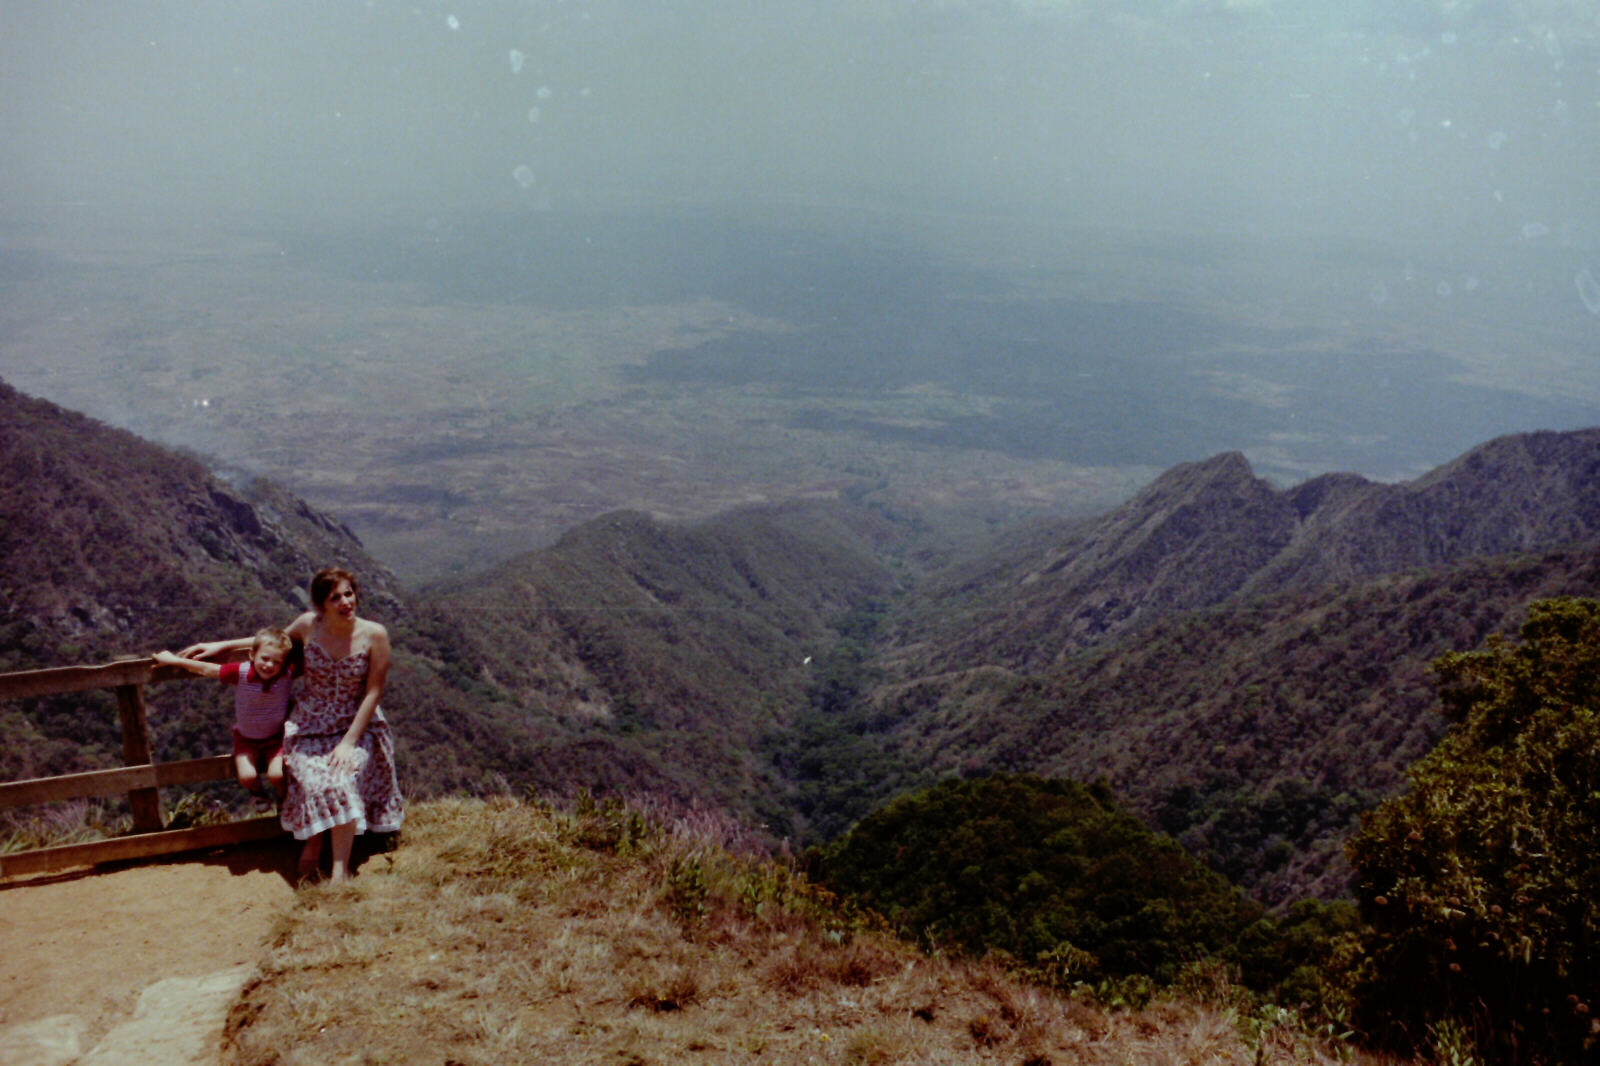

{"left": 407, "top": 501, "right": 903, "bottom": 823}
{"left": 872, "top": 429, "right": 1600, "bottom": 901}
{"left": 874, "top": 544, "right": 1600, "bottom": 902}
{"left": 1245, "top": 430, "right": 1600, "bottom": 593}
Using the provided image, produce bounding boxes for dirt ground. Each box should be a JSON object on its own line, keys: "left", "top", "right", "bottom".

{"left": 0, "top": 839, "right": 301, "bottom": 1065}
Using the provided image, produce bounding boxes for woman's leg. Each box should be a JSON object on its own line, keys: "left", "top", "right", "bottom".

{"left": 329, "top": 821, "right": 357, "bottom": 883}
{"left": 297, "top": 832, "right": 324, "bottom": 881}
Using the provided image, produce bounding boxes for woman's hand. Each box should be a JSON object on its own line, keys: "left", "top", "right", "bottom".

{"left": 328, "top": 741, "right": 360, "bottom": 775}
{"left": 177, "top": 641, "right": 220, "bottom": 660}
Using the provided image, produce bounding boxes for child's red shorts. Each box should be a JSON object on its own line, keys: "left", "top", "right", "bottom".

{"left": 232, "top": 728, "right": 285, "bottom": 767}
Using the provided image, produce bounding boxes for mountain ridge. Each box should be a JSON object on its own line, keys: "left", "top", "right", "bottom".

{"left": 0, "top": 379, "right": 397, "bottom": 647}
{"left": 1246, "top": 428, "right": 1600, "bottom": 594}
{"left": 413, "top": 499, "right": 903, "bottom": 824}
{"left": 900, "top": 428, "right": 1600, "bottom": 675}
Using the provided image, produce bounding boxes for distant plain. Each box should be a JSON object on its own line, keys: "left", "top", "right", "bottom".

{"left": 2, "top": 205, "right": 1595, "bottom": 581}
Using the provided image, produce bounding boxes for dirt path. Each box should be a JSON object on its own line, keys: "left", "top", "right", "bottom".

{"left": 0, "top": 840, "right": 300, "bottom": 1066}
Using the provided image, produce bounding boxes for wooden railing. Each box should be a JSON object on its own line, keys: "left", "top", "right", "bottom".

{"left": 0, "top": 656, "right": 284, "bottom": 877}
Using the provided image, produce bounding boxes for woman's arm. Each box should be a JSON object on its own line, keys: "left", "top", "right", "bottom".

{"left": 286, "top": 612, "right": 316, "bottom": 641}
{"left": 328, "top": 623, "right": 391, "bottom": 774}
{"left": 180, "top": 612, "right": 313, "bottom": 659}
{"left": 152, "top": 649, "right": 224, "bottom": 680}
{"left": 175, "top": 637, "right": 252, "bottom": 660}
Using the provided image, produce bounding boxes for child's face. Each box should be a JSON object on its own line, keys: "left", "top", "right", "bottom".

{"left": 251, "top": 644, "right": 288, "bottom": 681}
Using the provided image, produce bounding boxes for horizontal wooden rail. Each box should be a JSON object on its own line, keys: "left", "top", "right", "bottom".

{"left": 0, "top": 658, "right": 198, "bottom": 700}
{"left": 0, "top": 816, "right": 285, "bottom": 878}
{"left": 0, "top": 756, "right": 236, "bottom": 810}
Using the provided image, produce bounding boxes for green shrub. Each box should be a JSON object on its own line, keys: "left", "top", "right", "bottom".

{"left": 1347, "top": 597, "right": 1600, "bottom": 1063}
{"left": 813, "top": 774, "right": 1263, "bottom": 986}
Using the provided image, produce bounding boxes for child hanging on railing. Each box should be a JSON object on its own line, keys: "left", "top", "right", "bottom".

{"left": 153, "top": 628, "right": 301, "bottom": 812}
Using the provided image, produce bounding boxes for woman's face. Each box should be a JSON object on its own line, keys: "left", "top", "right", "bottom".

{"left": 320, "top": 580, "right": 357, "bottom": 620}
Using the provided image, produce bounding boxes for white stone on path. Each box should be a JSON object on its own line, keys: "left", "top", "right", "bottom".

{"left": 0, "top": 1014, "right": 89, "bottom": 1066}
{"left": 79, "top": 964, "right": 254, "bottom": 1066}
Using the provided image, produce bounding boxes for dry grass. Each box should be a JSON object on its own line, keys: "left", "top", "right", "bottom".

{"left": 0, "top": 798, "right": 130, "bottom": 853}
{"left": 223, "top": 795, "right": 1407, "bottom": 1066}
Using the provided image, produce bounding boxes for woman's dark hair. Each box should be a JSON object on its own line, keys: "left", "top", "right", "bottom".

{"left": 310, "top": 567, "right": 360, "bottom": 609}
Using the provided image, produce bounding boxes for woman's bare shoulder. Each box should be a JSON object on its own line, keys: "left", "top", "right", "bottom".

{"left": 287, "top": 612, "right": 317, "bottom": 638}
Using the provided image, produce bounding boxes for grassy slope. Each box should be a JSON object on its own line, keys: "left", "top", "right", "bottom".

{"left": 223, "top": 796, "right": 1393, "bottom": 1066}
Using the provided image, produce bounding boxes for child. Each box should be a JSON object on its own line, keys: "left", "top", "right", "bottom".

{"left": 154, "top": 628, "right": 299, "bottom": 812}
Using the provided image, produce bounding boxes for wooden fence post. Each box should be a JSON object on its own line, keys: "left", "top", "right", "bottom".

{"left": 115, "top": 682, "right": 164, "bottom": 832}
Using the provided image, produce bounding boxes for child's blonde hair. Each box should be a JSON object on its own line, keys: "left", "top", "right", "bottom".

{"left": 251, "top": 627, "right": 293, "bottom": 654}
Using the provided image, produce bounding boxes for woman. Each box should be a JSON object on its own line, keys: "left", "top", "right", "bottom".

{"left": 183, "top": 566, "right": 404, "bottom": 882}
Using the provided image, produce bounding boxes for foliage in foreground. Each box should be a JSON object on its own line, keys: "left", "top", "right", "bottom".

{"left": 224, "top": 794, "right": 1384, "bottom": 1065}
{"left": 1347, "top": 597, "right": 1600, "bottom": 1065}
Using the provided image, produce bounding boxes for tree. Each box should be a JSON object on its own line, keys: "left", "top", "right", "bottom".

{"left": 1346, "top": 597, "right": 1600, "bottom": 1063}
{"left": 814, "top": 774, "right": 1260, "bottom": 985}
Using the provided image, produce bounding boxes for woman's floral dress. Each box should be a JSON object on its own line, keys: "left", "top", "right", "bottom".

{"left": 280, "top": 642, "right": 404, "bottom": 840}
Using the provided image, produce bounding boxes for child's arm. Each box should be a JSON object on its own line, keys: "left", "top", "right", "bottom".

{"left": 152, "top": 649, "right": 224, "bottom": 680}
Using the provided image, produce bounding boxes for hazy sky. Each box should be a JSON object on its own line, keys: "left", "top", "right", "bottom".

{"left": 3, "top": 0, "right": 1597, "bottom": 252}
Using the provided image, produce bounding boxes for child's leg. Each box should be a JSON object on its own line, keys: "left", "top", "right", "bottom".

{"left": 265, "top": 751, "right": 287, "bottom": 799}
{"left": 234, "top": 752, "right": 263, "bottom": 795}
